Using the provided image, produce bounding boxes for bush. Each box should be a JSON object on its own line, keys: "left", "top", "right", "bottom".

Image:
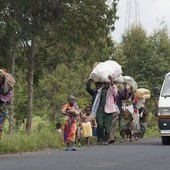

{"left": 0, "top": 128, "right": 64, "bottom": 154}
{"left": 0, "top": 115, "right": 65, "bottom": 155}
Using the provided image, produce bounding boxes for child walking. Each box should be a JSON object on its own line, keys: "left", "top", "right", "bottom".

{"left": 82, "top": 106, "right": 97, "bottom": 145}
{"left": 61, "top": 95, "right": 80, "bottom": 151}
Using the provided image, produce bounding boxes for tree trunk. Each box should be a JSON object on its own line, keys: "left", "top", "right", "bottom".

{"left": 9, "top": 32, "right": 16, "bottom": 134}
{"left": 26, "top": 37, "right": 36, "bottom": 134}
{"left": 9, "top": 0, "right": 17, "bottom": 134}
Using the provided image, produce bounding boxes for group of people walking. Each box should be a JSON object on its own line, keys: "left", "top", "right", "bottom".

{"left": 61, "top": 74, "right": 148, "bottom": 151}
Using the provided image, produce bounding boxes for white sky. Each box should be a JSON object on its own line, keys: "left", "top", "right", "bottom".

{"left": 112, "top": 0, "right": 170, "bottom": 42}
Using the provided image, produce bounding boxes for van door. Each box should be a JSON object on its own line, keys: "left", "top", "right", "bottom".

{"left": 157, "top": 72, "right": 170, "bottom": 145}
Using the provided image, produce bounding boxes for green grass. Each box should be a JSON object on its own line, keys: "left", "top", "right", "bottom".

{"left": 0, "top": 116, "right": 65, "bottom": 154}
{"left": 0, "top": 128, "right": 64, "bottom": 155}
{"left": 145, "top": 113, "right": 160, "bottom": 138}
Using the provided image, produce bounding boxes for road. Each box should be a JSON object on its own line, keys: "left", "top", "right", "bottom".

{"left": 0, "top": 138, "right": 170, "bottom": 170}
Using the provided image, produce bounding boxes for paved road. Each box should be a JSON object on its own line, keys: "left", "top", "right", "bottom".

{"left": 0, "top": 138, "right": 170, "bottom": 170}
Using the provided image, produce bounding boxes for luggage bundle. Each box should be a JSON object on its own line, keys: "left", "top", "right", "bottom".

{"left": 135, "top": 88, "right": 150, "bottom": 99}
{"left": 89, "top": 60, "right": 123, "bottom": 82}
{"left": 0, "top": 69, "right": 15, "bottom": 110}
{"left": 123, "top": 76, "right": 138, "bottom": 92}
{"left": 5, "top": 72, "right": 15, "bottom": 89}
{"left": 0, "top": 69, "right": 15, "bottom": 89}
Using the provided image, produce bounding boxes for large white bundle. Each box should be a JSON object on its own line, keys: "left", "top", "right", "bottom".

{"left": 114, "top": 75, "right": 124, "bottom": 83}
{"left": 123, "top": 76, "right": 138, "bottom": 92}
{"left": 89, "top": 60, "right": 122, "bottom": 82}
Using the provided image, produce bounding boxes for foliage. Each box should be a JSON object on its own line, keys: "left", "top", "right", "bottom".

{"left": 146, "top": 27, "right": 170, "bottom": 87}
{"left": 121, "top": 25, "right": 148, "bottom": 86}
{"left": 1, "top": 116, "right": 63, "bottom": 154}
{"left": 145, "top": 113, "right": 160, "bottom": 138}
{"left": 120, "top": 25, "right": 170, "bottom": 88}
{"left": 0, "top": 130, "right": 63, "bottom": 154}
{"left": 35, "top": 63, "right": 94, "bottom": 122}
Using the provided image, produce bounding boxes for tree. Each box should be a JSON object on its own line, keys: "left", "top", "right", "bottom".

{"left": 0, "top": 0, "right": 119, "bottom": 133}
{"left": 0, "top": 0, "right": 64, "bottom": 133}
{"left": 121, "top": 25, "right": 148, "bottom": 87}
{"left": 146, "top": 27, "right": 170, "bottom": 87}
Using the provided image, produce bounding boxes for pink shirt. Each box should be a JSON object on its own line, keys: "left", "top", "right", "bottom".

{"left": 105, "top": 85, "right": 118, "bottom": 113}
{"left": 92, "top": 84, "right": 118, "bottom": 117}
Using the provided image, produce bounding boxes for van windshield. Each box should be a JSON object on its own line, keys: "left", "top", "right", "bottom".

{"left": 162, "top": 74, "right": 170, "bottom": 97}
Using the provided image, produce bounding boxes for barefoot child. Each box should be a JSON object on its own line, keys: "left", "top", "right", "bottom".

{"left": 61, "top": 95, "right": 80, "bottom": 151}
{"left": 76, "top": 110, "right": 85, "bottom": 147}
{"left": 82, "top": 106, "right": 97, "bottom": 145}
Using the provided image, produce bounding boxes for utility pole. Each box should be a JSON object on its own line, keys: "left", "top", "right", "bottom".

{"left": 125, "top": 0, "right": 140, "bottom": 30}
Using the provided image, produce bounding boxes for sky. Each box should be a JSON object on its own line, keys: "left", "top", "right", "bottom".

{"left": 112, "top": 0, "right": 170, "bottom": 42}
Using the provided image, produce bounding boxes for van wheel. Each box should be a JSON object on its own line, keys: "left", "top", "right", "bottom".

{"left": 162, "top": 136, "right": 170, "bottom": 145}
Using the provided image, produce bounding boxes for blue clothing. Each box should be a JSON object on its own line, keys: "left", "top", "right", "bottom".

{"left": 0, "top": 112, "right": 6, "bottom": 124}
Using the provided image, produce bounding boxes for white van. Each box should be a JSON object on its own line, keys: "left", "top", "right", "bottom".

{"left": 154, "top": 72, "right": 170, "bottom": 145}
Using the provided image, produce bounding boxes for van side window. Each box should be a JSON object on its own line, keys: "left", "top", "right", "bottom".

{"left": 162, "top": 75, "right": 170, "bottom": 97}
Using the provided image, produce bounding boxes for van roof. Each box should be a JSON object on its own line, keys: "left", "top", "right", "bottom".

{"left": 166, "top": 72, "right": 170, "bottom": 76}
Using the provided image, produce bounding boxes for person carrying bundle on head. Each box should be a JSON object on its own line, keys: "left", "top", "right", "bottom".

{"left": 0, "top": 69, "right": 15, "bottom": 139}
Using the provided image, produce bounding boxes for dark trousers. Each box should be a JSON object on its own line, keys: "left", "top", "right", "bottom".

{"left": 96, "top": 107, "right": 114, "bottom": 142}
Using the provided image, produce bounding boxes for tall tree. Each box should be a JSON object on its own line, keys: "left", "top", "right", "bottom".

{"left": 17, "top": 0, "right": 63, "bottom": 133}
{"left": 146, "top": 27, "right": 170, "bottom": 87}
{"left": 0, "top": 0, "right": 20, "bottom": 133}
{"left": 121, "top": 25, "right": 148, "bottom": 87}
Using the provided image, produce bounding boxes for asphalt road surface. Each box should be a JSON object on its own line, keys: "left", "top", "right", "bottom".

{"left": 0, "top": 138, "right": 170, "bottom": 170}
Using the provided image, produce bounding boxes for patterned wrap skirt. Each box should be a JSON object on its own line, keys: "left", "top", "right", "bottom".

{"left": 64, "top": 117, "right": 77, "bottom": 143}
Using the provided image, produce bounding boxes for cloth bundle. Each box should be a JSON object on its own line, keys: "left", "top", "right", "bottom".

{"left": 135, "top": 88, "right": 150, "bottom": 99}
{"left": 114, "top": 75, "right": 124, "bottom": 83}
{"left": 89, "top": 60, "right": 122, "bottom": 82}
{"left": 5, "top": 73, "right": 15, "bottom": 89}
{"left": 0, "top": 69, "right": 15, "bottom": 89}
{"left": 123, "top": 76, "right": 138, "bottom": 92}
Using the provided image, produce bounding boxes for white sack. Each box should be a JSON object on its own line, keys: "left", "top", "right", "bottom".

{"left": 123, "top": 76, "right": 138, "bottom": 92}
{"left": 89, "top": 60, "right": 122, "bottom": 82}
{"left": 114, "top": 75, "right": 124, "bottom": 83}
